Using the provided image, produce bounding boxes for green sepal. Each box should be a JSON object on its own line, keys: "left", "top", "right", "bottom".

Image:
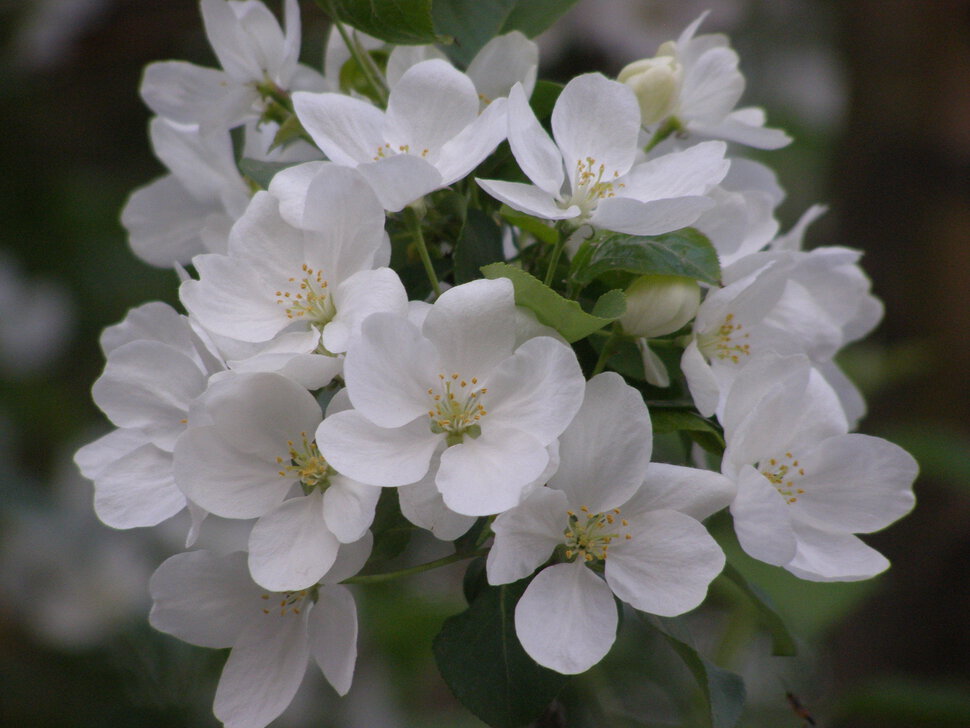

{"left": 237, "top": 158, "right": 297, "bottom": 190}
{"left": 482, "top": 262, "right": 625, "bottom": 343}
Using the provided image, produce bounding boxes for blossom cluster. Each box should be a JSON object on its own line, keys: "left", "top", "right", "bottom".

{"left": 77, "top": 3, "right": 918, "bottom": 727}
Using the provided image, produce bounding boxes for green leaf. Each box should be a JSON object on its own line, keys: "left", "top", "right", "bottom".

{"left": 481, "top": 262, "right": 625, "bottom": 343}
{"left": 454, "top": 209, "right": 505, "bottom": 283}
{"left": 651, "top": 408, "right": 725, "bottom": 456}
{"left": 321, "top": 0, "right": 437, "bottom": 45}
{"left": 499, "top": 205, "right": 558, "bottom": 245}
{"left": 644, "top": 615, "right": 746, "bottom": 728}
{"left": 571, "top": 229, "right": 722, "bottom": 287}
{"left": 433, "top": 0, "right": 579, "bottom": 65}
{"left": 361, "top": 489, "right": 413, "bottom": 571}
{"left": 498, "top": 0, "right": 582, "bottom": 37}
{"left": 720, "top": 563, "right": 797, "bottom": 657}
{"left": 237, "top": 158, "right": 296, "bottom": 190}
{"left": 433, "top": 579, "right": 568, "bottom": 728}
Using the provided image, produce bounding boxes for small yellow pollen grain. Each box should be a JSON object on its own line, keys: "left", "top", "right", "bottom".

{"left": 621, "top": 519, "right": 629, "bottom": 526}
{"left": 625, "top": 534, "right": 632, "bottom": 540}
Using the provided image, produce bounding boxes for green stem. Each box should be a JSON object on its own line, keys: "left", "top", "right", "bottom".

{"left": 643, "top": 116, "right": 683, "bottom": 153}
{"left": 404, "top": 205, "right": 441, "bottom": 299}
{"left": 591, "top": 328, "right": 623, "bottom": 376}
{"left": 325, "top": 6, "right": 388, "bottom": 105}
{"left": 543, "top": 234, "right": 567, "bottom": 287}
{"left": 342, "top": 548, "right": 488, "bottom": 585}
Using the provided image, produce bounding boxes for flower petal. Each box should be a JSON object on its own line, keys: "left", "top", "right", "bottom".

{"left": 786, "top": 522, "right": 889, "bottom": 582}
{"left": 606, "top": 509, "right": 724, "bottom": 615}
{"left": 397, "top": 459, "right": 476, "bottom": 540}
{"left": 620, "top": 141, "right": 728, "bottom": 202}
{"left": 591, "top": 196, "right": 714, "bottom": 236}
{"left": 322, "top": 476, "right": 381, "bottom": 543}
{"left": 94, "top": 443, "right": 185, "bottom": 528}
{"left": 292, "top": 91, "right": 385, "bottom": 166}
{"left": 630, "top": 463, "right": 735, "bottom": 521}
{"left": 355, "top": 154, "right": 444, "bottom": 212}
{"left": 308, "top": 584, "right": 358, "bottom": 695}
{"left": 476, "top": 178, "right": 577, "bottom": 221}
{"left": 515, "top": 561, "right": 617, "bottom": 674}
{"left": 488, "top": 487, "right": 569, "bottom": 585}
{"left": 730, "top": 464, "right": 796, "bottom": 566}
{"left": 505, "top": 83, "right": 564, "bottom": 195}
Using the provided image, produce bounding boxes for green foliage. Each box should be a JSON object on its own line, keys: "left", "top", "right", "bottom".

{"left": 454, "top": 209, "right": 505, "bottom": 283}
{"left": 319, "top": 0, "right": 438, "bottom": 45}
{"left": 571, "top": 228, "right": 722, "bottom": 288}
{"left": 651, "top": 408, "right": 726, "bottom": 457}
{"left": 433, "top": 577, "right": 569, "bottom": 728}
{"left": 433, "top": 0, "right": 581, "bottom": 65}
{"left": 499, "top": 205, "right": 558, "bottom": 245}
{"left": 360, "top": 489, "right": 413, "bottom": 572}
{"left": 237, "top": 159, "right": 294, "bottom": 190}
{"left": 643, "top": 615, "right": 746, "bottom": 728}
{"left": 719, "top": 564, "right": 797, "bottom": 656}
{"left": 482, "top": 262, "right": 626, "bottom": 343}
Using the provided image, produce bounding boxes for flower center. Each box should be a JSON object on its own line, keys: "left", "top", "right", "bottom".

{"left": 427, "top": 373, "right": 487, "bottom": 446}
{"left": 564, "top": 156, "right": 625, "bottom": 217}
{"left": 277, "top": 432, "right": 333, "bottom": 494}
{"left": 259, "top": 588, "right": 310, "bottom": 617}
{"left": 698, "top": 312, "right": 751, "bottom": 363}
{"left": 275, "top": 264, "right": 336, "bottom": 325}
{"left": 372, "top": 142, "right": 430, "bottom": 162}
{"left": 759, "top": 451, "right": 807, "bottom": 504}
{"left": 563, "top": 506, "right": 632, "bottom": 564}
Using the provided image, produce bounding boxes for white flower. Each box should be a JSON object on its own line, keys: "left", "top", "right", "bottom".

{"left": 149, "top": 544, "right": 369, "bottom": 728}
{"left": 315, "top": 277, "right": 586, "bottom": 516}
{"left": 477, "top": 74, "right": 728, "bottom": 234}
{"left": 122, "top": 118, "right": 250, "bottom": 267}
{"left": 292, "top": 59, "right": 509, "bottom": 211}
{"left": 76, "top": 302, "right": 224, "bottom": 529}
{"left": 386, "top": 31, "right": 539, "bottom": 106}
{"left": 180, "top": 164, "right": 406, "bottom": 385}
{"left": 140, "top": 0, "right": 324, "bottom": 130}
{"left": 720, "top": 355, "right": 917, "bottom": 581}
{"left": 174, "top": 372, "right": 380, "bottom": 591}
{"left": 620, "top": 13, "right": 790, "bottom": 149}
{"left": 487, "top": 373, "right": 730, "bottom": 673}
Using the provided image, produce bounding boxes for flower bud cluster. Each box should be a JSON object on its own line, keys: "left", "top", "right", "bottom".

{"left": 76, "top": 4, "right": 917, "bottom": 726}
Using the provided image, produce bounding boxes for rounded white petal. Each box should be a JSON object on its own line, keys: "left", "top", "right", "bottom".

{"left": 308, "top": 584, "right": 358, "bottom": 696}
{"left": 467, "top": 32, "right": 538, "bottom": 102}
{"left": 786, "top": 522, "right": 890, "bottom": 582}
{"left": 397, "top": 463, "right": 476, "bottom": 541}
{"left": 322, "top": 476, "right": 381, "bottom": 543}
{"left": 515, "top": 561, "right": 617, "bottom": 674}
{"left": 248, "top": 492, "right": 340, "bottom": 591}
{"left": 121, "top": 175, "right": 215, "bottom": 267}
{"left": 630, "top": 463, "right": 735, "bottom": 521}
{"left": 94, "top": 443, "right": 185, "bottom": 528}
{"left": 325, "top": 268, "right": 408, "bottom": 354}
{"left": 435, "top": 95, "right": 509, "bottom": 185}
{"left": 213, "top": 609, "right": 310, "bottom": 728}
{"left": 355, "top": 154, "right": 444, "bottom": 212}
{"left": 549, "top": 372, "right": 652, "bottom": 513}
{"left": 315, "top": 410, "right": 437, "bottom": 487}
{"left": 605, "top": 509, "right": 724, "bottom": 615}
{"left": 505, "top": 83, "right": 564, "bottom": 195}
{"left": 475, "top": 178, "right": 578, "bottom": 221}
{"left": 437, "top": 426, "right": 548, "bottom": 516}
{"left": 149, "top": 550, "right": 262, "bottom": 649}
{"left": 591, "top": 196, "right": 715, "bottom": 236}
{"left": 488, "top": 487, "right": 569, "bottom": 585}
{"left": 292, "top": 91, "right": 385, "bottom": 166}
{"left": 730, "top": 465, "right": 796, "bottom": 566}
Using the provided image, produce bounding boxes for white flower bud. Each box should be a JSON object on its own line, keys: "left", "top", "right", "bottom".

{"left": 619, "top": 274, "right": 700, "bottom": 338}
{"left": 617, "top": 46, "right": 682, "bottom": 126}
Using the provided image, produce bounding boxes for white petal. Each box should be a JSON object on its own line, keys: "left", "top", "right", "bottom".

{"left": 681, "top": 46, "right": 744, "bottom": 123}
{"left": 266, "top": 160, "right": 328, "bottom": 228}
{"left": 315, "top": 411, "right": 437, "bottom": 487}
{"left": 730, "top": 465, "right": 796, "bottom": 566}
{"left": 467, "top": 32, "right": 538, "bottom": 102}
{"left": 504, "top": 83, "right": 564, "bottom": 195}
{"left": 397, "top": 463, "right": 476, "bottom": 540}
{"left": 791, "top": 434, "right": 917, "bottom": 533}
{"left": 631, "top": 463, "right": 735, "bottom": 521}
{"left": 321, "top": 532, "right": 374, "bottom": 584}
{"left": 149, "top": 551, "right": 262, "bottom": 649}
{"left": 621, "top": 142, "right": 728, "bottom": 202}
{"left": 322, "top": 476, "right": 381, "bottom": 543}
{"left": 552, "top": 74, "right": 640, "bottom": 179}
{"left": 435, "top": 95, "right": 509, "bottom": 185}
{"left": 308, "top": 584, "right": 358, "bottom": 695}
{"left": 606, "top": 510, "right": 724, "bottom": 615}
{"left": 74, "top": 427, "right": 148, "bottom": 480}
{"left": 591, "top": 196, "right": 714, "bottom": 236}
{"left": 94, "top": 443, "right": 185, "bottom": 528}
{"left": 423, "top": 278, "right": 517, "bottom": 377}
{"left": 292, "top": 91, "right": 385, "bottom": 165}
{"left": 325, "top": 268, "right": 408, "bottom": 354}
{"left": 140, "top": 61, "right": 234, "bottom": 126}
{"left": 786, "top": 522, "right": 889, "bottom": 582}
{"left": 213, "top": 609, "right": 309, "bottom": 728}
{"left": 695, "top": 109, "right": 791, "bottom": 150}
{"left": 437, "top": 426, "right": 548, "bottom": 516}
{"left": 386, "top": 44, "right": 448, "bottom": 87}
{"left": 681, "top": 339, "right": 720, "bottom": 417}
{"left": 343, "top": 313, "right": 439, "bottom": 428}
{"left": 488, "top": 487, "right": 569, "bottom": 585}
{"left": 355, "top": 154, "right": 443, "bottom": 212}
{"left": 549, "top": 373, "right": 652, "bottom": 513}
{"left": 248, "top": 492, "right": 340, "bottom": 591}
{"left": 121, "top": 174, "right": 214, "bottom": 267}
{"left": 383, "top": 59, "right": 478, "bottom": 154}
{"left": 484, "top": 335, "right": 586, "bottom": 445}
{"left": 515, "top": 561, "right": 617, "bottom": 674}
{"left": 638, "top": 338, "right": 670, "bottom": 387}
{"left": 476, "top": 178, "right": 577, "bottom": 220}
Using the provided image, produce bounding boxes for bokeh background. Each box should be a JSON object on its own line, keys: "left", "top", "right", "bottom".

{"left": 0, "top": 1, "right": 968, "bottom": 726}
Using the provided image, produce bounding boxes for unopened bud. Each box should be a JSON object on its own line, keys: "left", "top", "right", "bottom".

{"left": 618, "top": 47, "right": 682, "bottom": 126}
{"left": 619, "top": 274, "right": 700, "bottom": 338}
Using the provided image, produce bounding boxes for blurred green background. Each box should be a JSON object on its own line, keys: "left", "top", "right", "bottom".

{"left": 0, "top": 1, "right": 967, "bottom": 726}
